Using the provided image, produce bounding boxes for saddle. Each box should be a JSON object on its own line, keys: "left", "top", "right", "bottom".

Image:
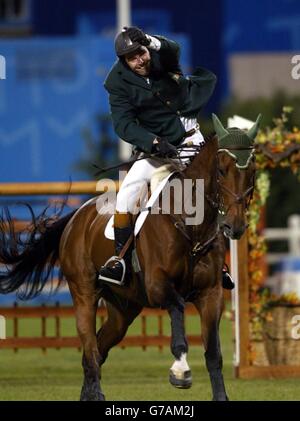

{"left": 104, "top": 164, "right": 175, "bottom": 240}
{"left": 101, "top": 165, "right": 175, "bottom": 286}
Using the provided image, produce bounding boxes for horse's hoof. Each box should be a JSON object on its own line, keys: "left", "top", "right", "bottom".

{"left": 80, "top": 386, "right": 106, "bottom": 401}
{"left": 169, "top": 369, "right": 192, "bottom": 389}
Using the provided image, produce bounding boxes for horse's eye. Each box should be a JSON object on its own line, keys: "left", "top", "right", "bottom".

{"left": 218, "top": 168, "right": 226, "bottom": 177}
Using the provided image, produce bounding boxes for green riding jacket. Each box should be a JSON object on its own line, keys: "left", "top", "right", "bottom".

{"left": 104, "top": 35, "right": 217, "bottom": 153}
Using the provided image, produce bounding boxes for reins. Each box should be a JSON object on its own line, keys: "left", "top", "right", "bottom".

{"left": 93, "top": 126, "right": 201, "bottom": 177}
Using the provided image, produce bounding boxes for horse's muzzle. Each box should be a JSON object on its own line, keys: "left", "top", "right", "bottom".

{"left": 222, "top": 223, "right": 247, "bottom": 240}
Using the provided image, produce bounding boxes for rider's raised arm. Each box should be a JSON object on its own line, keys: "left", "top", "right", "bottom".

{"left": 150, "top": 35, "right": 182, "bottom": 74}
{"left": 107, "top": 86, "right": 156, "bottom": 153}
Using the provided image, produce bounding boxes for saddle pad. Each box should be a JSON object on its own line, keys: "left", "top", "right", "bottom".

{"left": 104, "top": 172, "right": 175, "bottom": 240}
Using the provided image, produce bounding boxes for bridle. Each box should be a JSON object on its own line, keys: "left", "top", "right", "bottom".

{"left": 169, "top": 142, "right": 256, "bottom": 259}
{"left": 216, "top": 146, "right": 256, "bottom": 218}
{"left": 174, "top": 142, "right": 256, "bottom": 214}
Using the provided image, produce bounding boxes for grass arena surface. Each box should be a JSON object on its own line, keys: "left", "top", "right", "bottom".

{"left": 1, "top": 315, "right": 300, "bottom": 401}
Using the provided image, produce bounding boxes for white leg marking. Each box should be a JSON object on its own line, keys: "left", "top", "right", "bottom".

{"left": 170, "top": 353, "right": 190, "bottom": 378}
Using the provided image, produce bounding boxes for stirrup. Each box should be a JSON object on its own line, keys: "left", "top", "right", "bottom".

{"left": 98, "top": 256, "right": 126, "bottom": 286}
{"left": 222, "top": 269, "right": 235, "bottom": 290}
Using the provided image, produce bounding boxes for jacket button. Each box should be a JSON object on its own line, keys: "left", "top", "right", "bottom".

{"left": 166, "top": 100, "right": 171, "bottom": 105}
{"left": 177, "top": 110, "right": 181, "bottom": 115}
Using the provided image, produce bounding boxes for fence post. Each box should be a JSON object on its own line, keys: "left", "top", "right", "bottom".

{"left": 0, "top": 55, "right": 6, "bottom": 80}
{"left": 13, "top": 302, "right": 18, "bottom": 353}
{"left": 41, "top": 304, "right": 47, "bottom": 354}
{"left": 142, "top": 314, "right": 146, "bottom": 351}
{"left": 288, "top": 215, "right": 300, "bottom": 256}
{"left": 236, "top": 233, "right": 250, "bottom": 374}
{"left": 55, "top": 302, "right": 60, "bottom": 351}
{"left": 0, "top": 315, "right": 5, "bottom": 340}
{"left": 158, "top": 314, "right": 163, "bottom": 352}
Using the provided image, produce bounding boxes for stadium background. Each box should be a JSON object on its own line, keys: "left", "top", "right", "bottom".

{"left": 1, "top": 0, "right": 299, "bottom": 183}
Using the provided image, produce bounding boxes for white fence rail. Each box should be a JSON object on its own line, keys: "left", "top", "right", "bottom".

{"left": 263, "top": 215, "right": 300, "bottom": 264}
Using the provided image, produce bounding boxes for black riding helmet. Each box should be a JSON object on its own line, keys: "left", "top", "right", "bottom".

{"left": 115, "top": 28, "right": 143, "bottom": 57}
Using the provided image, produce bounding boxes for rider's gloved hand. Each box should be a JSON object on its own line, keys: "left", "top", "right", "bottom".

{"left": 124, "top": 26, "right": 150, "bottom": 46}
{"left": 153, "top": 137, "right": 178, "bottom": 158}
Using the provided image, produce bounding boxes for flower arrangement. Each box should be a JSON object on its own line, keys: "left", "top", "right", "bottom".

{"left": 248, "top": 107, "right": 300, "bottom": 352}
{"left": 255, "top": 106, "right": 300, "bottom": 175}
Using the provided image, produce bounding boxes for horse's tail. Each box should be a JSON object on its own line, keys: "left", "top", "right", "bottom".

{"left": 0, "top": 206, "right": 76, "bottom": 300}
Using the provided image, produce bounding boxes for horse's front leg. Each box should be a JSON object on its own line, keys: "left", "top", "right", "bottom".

{"left": 147, "top": 276, "right": 191, "bottom": 389}
{"left": 168, "top": 295, "right": 192, "bottom": 389}
{"left": 193, "top": 286, "right": 229, "bottom": 401}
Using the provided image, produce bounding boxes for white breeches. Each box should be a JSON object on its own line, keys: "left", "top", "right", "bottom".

{"left": 116, "top": 121, "right": 204, "bottom": 214}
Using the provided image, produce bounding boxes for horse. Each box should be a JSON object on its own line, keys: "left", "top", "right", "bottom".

{"left": 0, "top": 114, "right": 260, "bottom": 401}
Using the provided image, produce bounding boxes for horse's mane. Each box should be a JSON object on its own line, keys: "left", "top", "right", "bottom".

{"left": 186, "top": 132, "right": 217, "bottom": 160}
{"left": 183, "top": 133, "right": 218, "bottom": 179}
{"left": 197, "top": 133, "right": 217, "bottom": 156}
{"left": 204, "top": 133, "right": 217, "bottom": 144}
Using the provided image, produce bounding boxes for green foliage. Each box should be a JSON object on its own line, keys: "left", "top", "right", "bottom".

{"left": 200, "top": 94, "right": 300, "bottom": 229}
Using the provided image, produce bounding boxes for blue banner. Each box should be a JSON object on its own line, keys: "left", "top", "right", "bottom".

{"left": 224, "top": 0, "right": 300, "bottom": 52}
{"left": 0, "top": 34, "right": 190, "bottom": 183}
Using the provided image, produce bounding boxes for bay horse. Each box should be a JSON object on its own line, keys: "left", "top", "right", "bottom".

{"left": 0, "top": 114, "right": 260, "bottom": 401}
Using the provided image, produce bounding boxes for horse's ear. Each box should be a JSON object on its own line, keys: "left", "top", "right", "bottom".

{"left": 212, "top": 114, "right": 229, "bottom": 140}
{"left": 247, "top": 114, "right": 262, "bottom": 142}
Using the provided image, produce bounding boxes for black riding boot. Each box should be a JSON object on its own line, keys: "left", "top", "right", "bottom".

{"left": 222, "top": 268, "right": 235, "bottom": 290}
{"left": 98, "top": 225, "right": 133, "bottom": 285}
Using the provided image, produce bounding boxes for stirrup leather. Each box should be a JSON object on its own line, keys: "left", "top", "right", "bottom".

{"left": 98, "top": 256, "right": 126, "bottom": 286}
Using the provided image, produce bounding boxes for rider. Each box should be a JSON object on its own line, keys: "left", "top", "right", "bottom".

{"left": 99, "top": 26, "right": 234, "bottom": 289}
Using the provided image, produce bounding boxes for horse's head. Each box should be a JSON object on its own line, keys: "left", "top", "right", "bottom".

{"left": 212, "top": 113, "right": 262, "bottom": 240}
